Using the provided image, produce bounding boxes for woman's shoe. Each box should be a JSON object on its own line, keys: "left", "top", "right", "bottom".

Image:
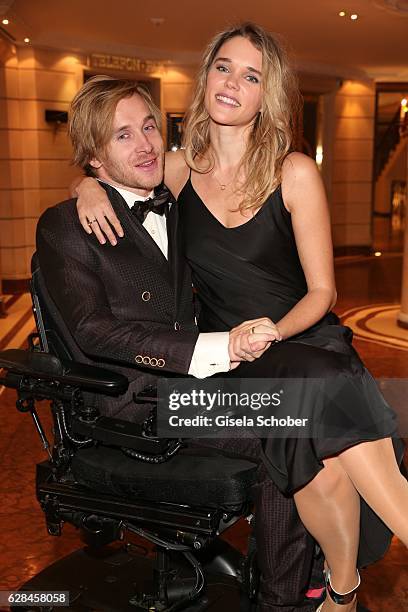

{"left": 315, "top": 569, "right": 361, "bottom": 611}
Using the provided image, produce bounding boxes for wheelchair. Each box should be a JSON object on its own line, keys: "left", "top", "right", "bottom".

{"left": 0, "top": 254, "right": 260, "bottom": 612}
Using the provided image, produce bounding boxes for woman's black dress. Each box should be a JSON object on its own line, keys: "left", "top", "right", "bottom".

{"left": 178, "top": 176, "right": 406, "bottom": 565}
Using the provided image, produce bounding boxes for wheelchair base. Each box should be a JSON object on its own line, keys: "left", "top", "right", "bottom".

{"left": 11, "top": 544, "right": 252, "bottom": 611}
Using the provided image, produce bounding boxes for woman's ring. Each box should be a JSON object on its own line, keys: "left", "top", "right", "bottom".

{"left": 88, "top": 219, "right": 97, "bottom": 226}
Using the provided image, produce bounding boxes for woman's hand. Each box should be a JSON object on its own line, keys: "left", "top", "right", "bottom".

{"left": 75, "top": 177, "right": 124, "bottom": 245}
{"left": 228, "top": 317, "right": 282, "bottom": 363}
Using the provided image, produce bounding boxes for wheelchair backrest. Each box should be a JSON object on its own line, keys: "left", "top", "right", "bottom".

{"left": 31, "top": 252, "right": 93, "bottom": 366}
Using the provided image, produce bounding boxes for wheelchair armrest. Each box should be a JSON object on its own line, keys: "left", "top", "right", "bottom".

{"left": 0, "top": 349, "right": 128, "bottom": 396}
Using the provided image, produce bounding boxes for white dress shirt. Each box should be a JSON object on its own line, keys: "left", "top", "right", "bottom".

{"left": 112, "top": 184, "right": 230, "bottom": 378}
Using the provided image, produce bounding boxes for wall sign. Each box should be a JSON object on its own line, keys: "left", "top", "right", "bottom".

{"left": 89, "top": 53, "right": 165, "bottom": 74}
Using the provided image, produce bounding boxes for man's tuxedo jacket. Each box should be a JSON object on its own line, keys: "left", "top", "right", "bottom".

{"left": 36, "top": 183, "right": 199, "bottom": 421}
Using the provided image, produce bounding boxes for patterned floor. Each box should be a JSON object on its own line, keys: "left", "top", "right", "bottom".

{"left": 0, "top": 294, "right": 35, "bottom": 351}
{"left": 341, "top": 303, "right": 408, "bottom": 351}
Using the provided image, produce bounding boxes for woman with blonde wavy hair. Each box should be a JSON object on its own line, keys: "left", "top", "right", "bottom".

{"left": 73, "top": 23, "right": 407, "bottom": 612}
{"left": 181, "top": 24, "right": 299, "bottom": 214}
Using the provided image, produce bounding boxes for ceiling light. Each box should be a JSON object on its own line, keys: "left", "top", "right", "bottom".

{"left": 350, "top": 13, "right": 358, "bottom": 19}
{"left": 338, "top": 10, "right": 346, "bottom": 16}
{"left": 374, "top": 251, "right": 382, "bottom": 257}
{"left": 2, "top": 18, "right": 9, "bottom": 25}
{"left": 24, "top": 37, "right": 30, "bottom": 43}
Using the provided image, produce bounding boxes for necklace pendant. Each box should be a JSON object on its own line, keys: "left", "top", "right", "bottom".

{"left": 220, "top": 184, "right": 226, "bottom": 190}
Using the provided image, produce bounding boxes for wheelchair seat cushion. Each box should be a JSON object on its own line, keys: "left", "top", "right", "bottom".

{"left": 71, "top": 446, "right": 257, "bottom": 510}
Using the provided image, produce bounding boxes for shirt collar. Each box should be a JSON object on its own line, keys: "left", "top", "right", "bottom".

{"left": 97, "top": 179, "right": 153, "bottom": 209}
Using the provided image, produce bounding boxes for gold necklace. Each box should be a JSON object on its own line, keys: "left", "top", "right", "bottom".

{"left": 212, "top": 170, "right": 234, "bottom": 191}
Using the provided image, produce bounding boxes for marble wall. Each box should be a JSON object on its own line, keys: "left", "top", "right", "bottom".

{"left": 0, "top": 41, "right": 83, "bottom": 280}
{"left": 330, "top": 81, "right": 376, "bottom": 250}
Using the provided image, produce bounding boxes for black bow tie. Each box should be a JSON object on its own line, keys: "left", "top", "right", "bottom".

{"left": 131, "top": 184, "right": 170, "bottom": 223}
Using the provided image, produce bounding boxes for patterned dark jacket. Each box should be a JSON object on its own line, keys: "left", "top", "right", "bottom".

{"left": 36, "top": 183, "right": 198, "bottom": 421}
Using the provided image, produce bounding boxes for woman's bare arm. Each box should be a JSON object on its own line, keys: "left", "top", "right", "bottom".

{"left": 275, "top": 152, "right": 337, "bottom": 339}
{"left": 73, "top": 176, "right": 123, "bottom": 245}
{"left": 164, "top": 149, "right": 189, "bottom": 198}
{"left": 69, "top": 175, "right": 86, "bottom": 199}
{"left": 71, "top": 150, "right": 189, "bottom": 246}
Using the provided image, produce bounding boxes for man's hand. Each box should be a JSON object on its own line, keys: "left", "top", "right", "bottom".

{"left": 228, "top": 317, "right": 282, "bottom": 366}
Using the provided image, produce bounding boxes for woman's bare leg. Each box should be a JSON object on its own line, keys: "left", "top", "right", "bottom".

{"left": 294, "top": 437, "right": 407, "bottom": 610}
{"left": 337, "top": 438, "right": 408, "bottom": 547}
{"left": 294, "top": 457, "right": 360, "bottom": 611}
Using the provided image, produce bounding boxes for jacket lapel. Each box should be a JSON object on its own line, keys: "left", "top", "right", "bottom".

{"left": 100, "top": 183, "right": 186, "bottom": 316}
{"left": 167, "top": 199, "right": 185, "bottom": 318}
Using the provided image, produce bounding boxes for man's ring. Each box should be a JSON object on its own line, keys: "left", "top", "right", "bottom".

{"left": 251, "top": 326, "right": 256, "bottom": 334}
{"left": 88, "top": 219, "right": 97, "bottom": 226}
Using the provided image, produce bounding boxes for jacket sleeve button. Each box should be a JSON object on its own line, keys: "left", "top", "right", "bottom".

{"left": 142, "top": 291, "right": 151, "bottom": 301}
